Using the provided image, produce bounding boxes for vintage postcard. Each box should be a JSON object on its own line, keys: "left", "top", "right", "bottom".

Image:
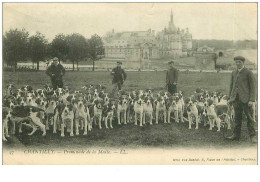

{"left": 2, "top": 2, "right": 258, "bottom": 165}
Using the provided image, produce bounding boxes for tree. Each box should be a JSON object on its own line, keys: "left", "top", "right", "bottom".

{"left": 28, "top": 32, "right": 48, "bottom": 71}
{"left": 3, "top": 28, "right": 29, "bottom": 71}
{"left": 66, "top": 33, "right": 88, "bottom": 71}
{"left": 49, "top": 34, "right": 69, "bottom": 63}
{"left": 89, "top": 34, "right": 104, "bottom": 71}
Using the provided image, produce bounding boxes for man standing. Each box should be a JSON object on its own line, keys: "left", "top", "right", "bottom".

{"left": 226, "top": 56, "right": 257, "bottom": 143}
{"left": 166, "top": 61, "right": 179, "bottom": 95}
{"left": 46, "top": 57, "right": 65, "bottom": 90}
{"left": 111, "top": 61, "right": 127, "bottom": 96}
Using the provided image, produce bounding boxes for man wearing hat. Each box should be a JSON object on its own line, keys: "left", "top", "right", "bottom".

{"left": 111, "top": 61, "right": 127, "bottom": 97}
{"left": 46, "top": 57, "right": 66, "bottom": 90}
{"left": 166, "top": 61, "right": 179, "bottom": 95}
{"left": 226, "top": 56, "right": 257, "bottom": 143}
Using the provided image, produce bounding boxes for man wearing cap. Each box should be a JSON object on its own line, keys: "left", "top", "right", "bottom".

{"left": 46, "top": 57, "right": 66, "bottom": 90}
{"left": 226, "top": 56, "right": 257, "bottom": 143}
{"left": 166, "top": 61, "right": 179, "bottom": 95}
{"left": 111, "top": 61, "right": 127, "bottom": 97}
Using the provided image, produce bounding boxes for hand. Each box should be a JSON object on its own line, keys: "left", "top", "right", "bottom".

{"left": 51, "top": 74, "right": 55, "bottom": 77}
{"left": 248, "top": 101, "right": 255, "bottom": 107}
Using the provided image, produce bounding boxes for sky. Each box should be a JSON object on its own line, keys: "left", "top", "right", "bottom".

{"left": 3, "top": 3, "right": 257, "bottom": 42}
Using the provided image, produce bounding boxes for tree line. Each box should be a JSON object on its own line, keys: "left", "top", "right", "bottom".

{"left": 192, "top": 39, "right": 257, "bottom": 51}
{"left": 3, "top": 28, "right": 104, "bottom": 71}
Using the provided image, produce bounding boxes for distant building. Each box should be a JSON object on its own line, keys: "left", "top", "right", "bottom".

{"left": 157, "top": 10, "right": 192, "bottom": 58}
{"left": 103, "top": 29, "right": 159, "bottom": 60}
{"left": 196, "top": 45, "right": 215, "bottom": 52}
{"left": 216, "top": 50, "right": 256, "bottom": 70}
{"left": 193, "top": 45, "right": 217, "bottom": 70}
{"left": 103, "top": 10, "right": 192, "bottom": 61}
{"left": 193, "top": 46, "right": 256, "bottom": 70}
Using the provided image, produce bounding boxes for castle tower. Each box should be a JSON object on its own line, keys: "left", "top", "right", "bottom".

{"left": 171, "top": 9, "right": 173, "bottom": 23}
{"left": 168, "top": 9, "right": 176, "bottom": 32}
{"left": 185, "top": 28, "right": 192, "bottom": 50}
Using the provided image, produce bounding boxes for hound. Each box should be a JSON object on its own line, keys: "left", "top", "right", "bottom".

{"left": 155, "top": 97, "right": 167, "bottom": 124}
{"left": 143, "top": 97, "right": 154, "bottom": 125}
{"left": 134, "top": 97, "right": 144, "bottom": 126}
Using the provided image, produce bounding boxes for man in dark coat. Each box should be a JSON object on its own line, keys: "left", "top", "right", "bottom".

{"left": 166, "top": 61, "right": 179, "bottom": 95}
{"left": 111, "top": 61, "right": 127, "bottom": 96}
{"left": 46, "top": 57, "right": 65, "bottom": 90}
{"left": 226, "top": 56, "right": 257, "bottom": 143}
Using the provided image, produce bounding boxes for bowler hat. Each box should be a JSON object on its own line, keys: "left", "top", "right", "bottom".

{"left": 234, "top": 56, "right": 245, "bottom": 62}
{"left": 117, "top": 61, "right": 122, "bottom": 64}
{"left": 168, "top": 61, "right": 174, "bottom": 64}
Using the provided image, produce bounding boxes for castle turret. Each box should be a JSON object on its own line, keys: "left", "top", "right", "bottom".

{"left": 171, "top": 9, "right": 173, "bottom": 23}
{"left": 168, "top": 10, "right": 176, "bottom": 32}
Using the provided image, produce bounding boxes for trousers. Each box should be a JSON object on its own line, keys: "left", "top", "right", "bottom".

{"left": 232, "top": 96, "right": 256, "bottom": 138}
{"left": 167, "top": 83, "right": 177, "bottom": 95}
{"left": 51, "top": 78, "right": 63, "bottom": 90}
{"left": 112, "top": 82, "right": 122, "bottom": 98}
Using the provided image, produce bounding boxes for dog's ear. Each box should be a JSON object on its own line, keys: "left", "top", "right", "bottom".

{"left": 35, "top": 98, "right": 40, "bottom": 104}
{"left": 150, "top": 97, "right": 154, "bottom": 103}
{"left": 94, "top": 99, "right": 99, "bottom": 105}
{"left": 100, "top": 100, "right": 105, "bottom": 105}
{"left": 101, "top": 85, "right": 106, "bottom": 90}
{"left": 69, "top": 104, "right": 74, "bottom": 111}
{"left": 66, "top": 95, "right": 72, "bottom": 102}
{"left": 207, "top": 99, "right": 212, "bottom": 106}
{"left": 191, "top": 97, "right": 197, "bottom": 103}
{"left": 27, "top": 85, "right": 33, "bottom": 91}
{"left": 98, "top": 92, "right": 104, "bottom": 98}
{"left": 184, "top": 98, "right": 190, "bottom": 104}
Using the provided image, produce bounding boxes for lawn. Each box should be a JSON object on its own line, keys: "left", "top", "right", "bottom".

{"left": 3, "top": 70, "right": 233, "bottom": 97}
{"left": 2, "top": 71, "right": 258, "bottom": 150}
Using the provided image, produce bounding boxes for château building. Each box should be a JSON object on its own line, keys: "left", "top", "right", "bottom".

{"left": 103, "top": 10, "right": 192, "bottom": 61}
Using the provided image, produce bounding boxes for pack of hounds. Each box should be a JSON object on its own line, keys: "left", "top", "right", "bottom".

{"left": 3, "top": 83, "right": 256, "bottom": 142}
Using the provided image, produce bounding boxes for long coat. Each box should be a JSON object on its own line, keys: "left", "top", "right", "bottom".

{"left": 229, "top": 67, "right": 256, "bottom": 103}
{"left": 166, "top": 67, "right": 179, "bottom": 84}
{"left": 111, "top": 67, "right": 127, "bottom": 84}
{"left": 46, "top": 63, "right": 66, "bottom": 81}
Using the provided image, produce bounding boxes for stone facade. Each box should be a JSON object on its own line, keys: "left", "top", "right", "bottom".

{"left": 193, "top": 46, "right": 217, "bottom": 70}
{"left": 157, "top": 11, "right": 192, "bottom": 58}
{"left": 103, "top": 10, "right": 192, "bottom": 61}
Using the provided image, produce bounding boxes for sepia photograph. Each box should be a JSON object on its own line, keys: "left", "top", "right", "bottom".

{"left": 1, "top": 2, "right": 258, "bottom": 165}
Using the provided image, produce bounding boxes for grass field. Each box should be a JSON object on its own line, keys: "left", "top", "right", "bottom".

{"left": 2, "top": 71, "right": 258, "bottom": 150}
{"left": 3, "top": 70, "right": 234, "bottom": 96}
